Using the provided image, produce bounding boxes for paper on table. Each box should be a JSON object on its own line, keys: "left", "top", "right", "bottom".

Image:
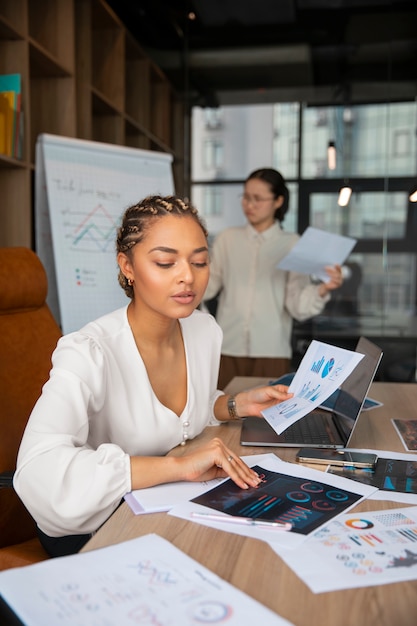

{"left": 271, "top": 505, "right": 417, "bottom": 593}
{"left": 125, "top": 477, "right": 226, "bottom": 514}
{"left": 326, "top": 448, "right": 417, "bottom": 504}
{"left": 0, "top": 533, "right": 294, "bottom": 626}
{"left": 169, "top": 453, "right": 377, "bottom": 550}
{"left": 262, "top": 339, "right": 364, "bottom": 435}
{"left": 277, "top": 226, "right": 357, "bottom": 282}
{"left": 124, "top": 454, "right": 273, "bottom": 515}
{"left": 391, "top": 418, "right": 417, "bottom": 451}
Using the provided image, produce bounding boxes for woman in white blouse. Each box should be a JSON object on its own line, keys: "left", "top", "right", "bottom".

{"left": 14, "top": 195, "right": 292, "bottom": 557}
{"left": 204, "top": 168, "right": 343, "bottom": 389}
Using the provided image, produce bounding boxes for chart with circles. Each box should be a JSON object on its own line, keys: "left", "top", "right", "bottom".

{"left": 193, "top": 466, "right": 363, "bottom": 536}
{"left": 279, "top": 506, "right": 417, "bottom": 593}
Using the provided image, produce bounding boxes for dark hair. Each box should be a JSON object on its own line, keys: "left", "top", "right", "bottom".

{"left": 246, "top": 168, "right": 290, "bottom": 223}
{"left": 116, "top": 195, "right": 208, "bottom": 299}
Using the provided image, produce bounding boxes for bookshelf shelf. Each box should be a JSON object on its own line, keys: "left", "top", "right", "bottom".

{"left": 0, "top": 154, "right": 27, "bottom": 169}
{"left": 0, "top": 0, "right": 185, "bottom": 248}
{"left": 0, "top": 0, "right": 27, "bottom": 38}
{"left": 29, "top": 41, "right": 73, "bottom": 78}
{"left": 0, "top": 17, "right": 23, "bottom": 40}
{"left": 92, "top": 86, "right": 122, "bottom": 115}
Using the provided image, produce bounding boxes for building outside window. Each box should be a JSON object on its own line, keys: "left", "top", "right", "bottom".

{"left": 191, "top": 101, "right": 417, "bottom": 356}
{"left": 204, "top": 108, "right": 223, "bottom": 129}
{"left": 203, "top": 186, "right": 223, "bottom": 217}
{"left": 203, "top": 139, "right": 224, "bottom": 171}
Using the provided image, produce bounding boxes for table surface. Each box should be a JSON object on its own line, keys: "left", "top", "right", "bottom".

{"left": 82, "top": 380, "right": 417, "bottom": 626}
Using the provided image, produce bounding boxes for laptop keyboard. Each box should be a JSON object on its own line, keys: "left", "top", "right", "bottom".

{"left": 283, "top": 411, "right": 339, "bottom": 445}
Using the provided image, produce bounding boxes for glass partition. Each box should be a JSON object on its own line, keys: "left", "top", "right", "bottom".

{"left": 191, "top": 100, "right": 417, "bottom": 381}
{"left": 301, "top": 102, "right": 416, "bottom": 179}
{"left": 310, "top": 191, "right": 408, "bottom": 239}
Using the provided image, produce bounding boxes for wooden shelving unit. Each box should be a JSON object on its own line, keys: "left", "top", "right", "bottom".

{"left": 0, "top": 0, "right": 184, "bottom": 248}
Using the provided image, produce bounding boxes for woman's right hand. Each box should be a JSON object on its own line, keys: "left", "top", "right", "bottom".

{"left": 177, "top": 437, "right": 262, "bottom": 489}
{"left": 130, "top": 438, "right": 262, "bottom": 491}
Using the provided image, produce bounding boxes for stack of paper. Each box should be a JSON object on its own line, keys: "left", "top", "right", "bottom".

{"left": 0, "top": 534, "right": 293, "bottom": 625}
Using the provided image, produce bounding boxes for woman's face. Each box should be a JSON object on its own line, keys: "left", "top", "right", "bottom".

{"left": 242, "top": 178, "right": 283, "bottom": 232}
{"left": 118, "top": 214, "right": 209, "bottom": 320}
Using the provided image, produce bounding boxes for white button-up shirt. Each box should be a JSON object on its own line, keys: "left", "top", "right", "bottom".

{"left": 205, "top": 222, "right": 328, "bottom": 358}
{"left": 14, "top": 307, "right": 223, "bottom": 537}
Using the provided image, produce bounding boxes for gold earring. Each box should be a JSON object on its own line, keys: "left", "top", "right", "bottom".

{"left": 127, "top": 278, "right": 133, "bottom": 286}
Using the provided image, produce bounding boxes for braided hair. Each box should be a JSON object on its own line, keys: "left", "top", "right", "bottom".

{"left": 116, "top": 195, "right": 208, "bottom": 299}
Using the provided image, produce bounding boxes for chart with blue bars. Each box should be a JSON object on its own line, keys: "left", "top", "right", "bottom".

{"left": 311, "top": 355, "right": 335, "bottom": 378}
{"left": 193, "top": 466, "right": 361, "bottom": 536}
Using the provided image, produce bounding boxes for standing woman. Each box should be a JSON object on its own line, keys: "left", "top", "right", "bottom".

{"left": 14, "top": 195, "right": 292, "bottom": 557}
{"left": 204, "top": 168, "right": 343, "bottom": 389}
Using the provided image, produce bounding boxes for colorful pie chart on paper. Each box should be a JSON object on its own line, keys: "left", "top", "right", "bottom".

{"left": 345, "top": 518, "right": 374, "bottom": 530}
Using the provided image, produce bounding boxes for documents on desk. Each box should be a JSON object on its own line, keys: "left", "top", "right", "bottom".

{"left": 272, "top": 504, "right": 417, "bottom": 594}
{"left": 325, "top": 448, "right": 417, "bottom": 505}
{"left": 169, "top": 453, "right": 377, "bottom": 550}
{"left": 0, "top": 534, "right": 294, "bottom": 626}
{"left": 392, "top": 418, "right": 417, "bottom": 451}
{"left": 124, "top": 475, "right": 226, "bottom": 514}
{"left": 164, "top": 451, "right": 417, "bottom": 595}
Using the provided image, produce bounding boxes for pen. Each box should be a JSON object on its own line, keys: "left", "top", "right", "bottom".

{"left": 191, "top": 512, "right": 292, "bottom": 531}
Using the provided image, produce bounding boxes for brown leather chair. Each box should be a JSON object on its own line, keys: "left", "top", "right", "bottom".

{"left": 0, "top": 247, "right": 62, "bottom": 570}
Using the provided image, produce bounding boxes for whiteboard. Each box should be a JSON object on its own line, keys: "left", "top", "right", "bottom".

{"left": 35, "top": 134, "right": 174, "bottom": 334}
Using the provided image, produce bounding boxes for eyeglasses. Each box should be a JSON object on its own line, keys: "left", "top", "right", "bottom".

{"left": 240, "top": 193, "right": 275, "bottom": 205}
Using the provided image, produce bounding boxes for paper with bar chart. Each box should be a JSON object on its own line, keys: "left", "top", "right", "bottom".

{"left": 170, "top": 453, "right": 376, "bottom": 550}
{"left": 262, "top": 340, "right": 364, "bottom": 434}
{"left": 36, "top": 134, "right": 174, "bottom": 333}
{"left": 274, "top": 505, "right": 417, "bottom": 593}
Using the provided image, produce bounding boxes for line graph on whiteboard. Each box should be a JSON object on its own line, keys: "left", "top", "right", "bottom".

{"left": 35, "top": 134, "right": 174, "bottom": 333}
{"left": 64, "top": 203, "right": 119, "bottom": 253}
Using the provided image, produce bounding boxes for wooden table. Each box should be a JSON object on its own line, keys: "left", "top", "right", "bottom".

{"left": 82, "top": 381, "right": 417, "bottom": 626}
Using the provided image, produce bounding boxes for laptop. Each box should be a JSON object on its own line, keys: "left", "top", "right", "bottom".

{"left": 240, "top": 336, "right": 383, "bottom": 449}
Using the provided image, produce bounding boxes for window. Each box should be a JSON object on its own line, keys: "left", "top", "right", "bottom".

{"left": 191, "top": 100, "right": 417, "bottom": 334}
{"left": 393, "top": 130, "right": 411, "bottom": 157}
{"left": 204, "top": 108, "right": 223, "bottom": 130}
{"left": 355, "top": 253, "right": 416, "bottom": 315}
{"left": 203, "top": 139, "right": 224, "bottom": 170}
{"left": 302, "top": 102, "right": 417, "bottom": 179}
{"left": 273, "top": 103, "right": 300, "bottom": 179}
{"left": 203, "top": 186, "right": 223, "bottom": 217}
{"left": 310, "top": 191, "right": 408, "bottom": 239}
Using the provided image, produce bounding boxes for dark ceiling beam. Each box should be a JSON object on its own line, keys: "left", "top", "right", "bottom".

{"left": 108, "top": 0, "right": 417, "bottom": 106}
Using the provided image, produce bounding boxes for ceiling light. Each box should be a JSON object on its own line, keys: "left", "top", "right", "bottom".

{"left": 409, "top": 184, "right": 417, "bottom": 202}
{"left": 338, "top": 186, "right": 352, "bottom": 207}
{"left": 327, "top": 141, "right": 336, "bottom": 170}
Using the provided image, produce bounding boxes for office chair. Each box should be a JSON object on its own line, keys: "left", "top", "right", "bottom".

{"left": 0, "top": 247, "right": 62, "bottom": 570}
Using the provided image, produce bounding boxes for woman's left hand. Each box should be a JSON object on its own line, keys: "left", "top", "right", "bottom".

{"left": 234, "top": 384, "right": 293, "bottom": 418}
{"left": 318, "top": 264, "right": 343, "bottom": 296}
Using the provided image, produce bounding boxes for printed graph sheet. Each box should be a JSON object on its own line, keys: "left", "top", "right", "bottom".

{"left": 273, "top": 505, "right": 417, "bottom": 593}
{"left": 0, "top": 534, "right": 293, "bottom": 626}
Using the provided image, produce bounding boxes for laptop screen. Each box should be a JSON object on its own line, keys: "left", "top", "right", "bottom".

{"left": 331, "top": 336, "right": 383, "bottom": 422}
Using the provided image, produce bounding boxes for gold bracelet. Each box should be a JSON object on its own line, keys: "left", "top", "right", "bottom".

{"left": 227, "top": 394, "right": 239, "bottom": 419}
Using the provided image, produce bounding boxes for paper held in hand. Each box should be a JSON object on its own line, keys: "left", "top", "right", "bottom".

{"left": 262, "top": 340, "right": 364, "bottom": 435}
{"left": 277, "top": 226, "right": 357, "bottom": 282}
